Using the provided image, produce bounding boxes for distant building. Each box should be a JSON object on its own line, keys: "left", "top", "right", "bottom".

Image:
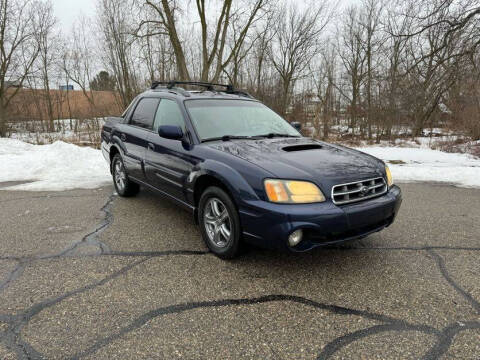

{"left": 59, "top": 84, "right": 74, "bottom": 91}
{"left": 6, "top": 80, "right": 22, "bottom": 88}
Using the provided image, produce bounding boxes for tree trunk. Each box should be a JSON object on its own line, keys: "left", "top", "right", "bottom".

{"left": 0, "top": 103, "right": 7, "bottom": 137}
{"left": 281, "top": 81, "right": 289, "bottom": 117}
{"left": 161, "top": 0, "right": 190, "bottom": 81}
{"left": 366, "top": 50, "right": 372, "bottom": 140}
{"left": 323, "top": 111, "right": 329, "bottom": 140}
{"left": 350, "top": 89, "right": 357, "bottom": 136}
{"left": 45, "top": 82, "right": 55, "bottom": 132}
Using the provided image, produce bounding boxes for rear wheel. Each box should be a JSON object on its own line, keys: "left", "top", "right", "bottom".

{"left": 199, "top": 187, "right": 241, "bottom": 259}
{"left": 112, "top": 154, "right": 139, "bottom": 197}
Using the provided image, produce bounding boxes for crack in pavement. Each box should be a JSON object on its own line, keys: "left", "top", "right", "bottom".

{"left": 316, "top": 323, "right": 439, "bottom": 360}
{"left": 0, "top": 257, "right": 150, "bottom": 360}
{"left": 0, "top": 260, "right": 27, "bottom": 292}
{"left": 427, "top": 249, "right": 480, "bottom": 314}
{"left": 57, "top": 193, "right": 116, "bottom": 257}
{"left": 0, "top": 194, "right": 116, "bottom": 294}
{"left": 0, "top": 190, "right": 478, "bottom": 359}
{"left": 317, "top": 249, "right": 480, "bottom": 359}
{"left": 67, "top": 294, "right": 440, "bottom": 360}
{"left": 0, "top": 328, "right": 45, "bottom": 360}
{"left": 66, "top": 293, "right": 479, "bottom": 360}
{"left": 0, "top": 190, "right": 211, "bottom": 359}
{"left": 421, "top": 320, "right": 480, "bottom": 360}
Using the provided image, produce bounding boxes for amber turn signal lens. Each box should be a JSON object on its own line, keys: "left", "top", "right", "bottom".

{"left": 385, "top": 165, "right": 394, "bottom": 187}
{"left": 265, "top": 180, "right": 289, "bottom": 202}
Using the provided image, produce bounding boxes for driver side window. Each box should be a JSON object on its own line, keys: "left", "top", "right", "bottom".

{"left": 153, "top": 99, "right": 185, "bottom": 133}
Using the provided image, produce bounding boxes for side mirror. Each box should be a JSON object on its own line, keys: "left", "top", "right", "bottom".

{"left": 291, "top": 121, "right": 302, "bottom": 131}
{"left": 159, "top": 125, "right": 184, "bottom": 140}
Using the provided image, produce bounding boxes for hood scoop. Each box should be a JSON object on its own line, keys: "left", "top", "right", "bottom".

{"left": 282, "top": 143, "right": 322, "bottom": 152}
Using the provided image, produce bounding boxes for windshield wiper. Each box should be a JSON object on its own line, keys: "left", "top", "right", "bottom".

{"left": 201, "top": 135, "right": 259, "bottom": 143}
{"left": 201, "top": 133, "right": 300, "bottom": 143}
{"left": 257, "top": 133, "right": 301, "bottom": 139}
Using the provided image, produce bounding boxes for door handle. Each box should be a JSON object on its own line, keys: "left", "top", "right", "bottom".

{"left": 120, "top": 133, "right": 126, "bottom": 141}
{"left": 147, "top": 142, "right": 155, "bottom": 150}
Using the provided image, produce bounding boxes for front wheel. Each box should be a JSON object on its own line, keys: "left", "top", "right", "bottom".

{"left": 112, "top": 154, "right": 139, "bottom": 197}
{"left": 198, "top": 187, "right": 242, "bottom": 259}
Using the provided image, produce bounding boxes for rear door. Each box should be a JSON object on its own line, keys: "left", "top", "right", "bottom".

{"left": 116, "top": 97, "right": 159, "bottom": 181}
{"left": 144, "top": 98, "right": 199, "bottom": 201}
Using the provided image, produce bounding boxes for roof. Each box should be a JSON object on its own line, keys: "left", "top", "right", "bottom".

{"left": 145, "top": 80, "right": 255, "bottom": 101}
{"left": 145, "top": 88, "right": 257, "bottom": 101}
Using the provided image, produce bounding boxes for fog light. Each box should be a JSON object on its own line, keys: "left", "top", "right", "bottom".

{"left": 288, "top": 229, "right": 303, "bottom": 247}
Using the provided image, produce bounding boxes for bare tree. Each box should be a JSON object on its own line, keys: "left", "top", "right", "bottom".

{"left": 135, "top": 0, "right": 269, "bottom": 82}
{"left": 196, "top": 0, "right": 269, "bottom": 82}
{"left": 221, "top": 10, "right": 268, "bottom": 87}
{"left": 98, "top": 0, "right": 139, "bottom": 108}
{"left": 135, "top": 0, "right": 189, "bottom": 80}
{"left": 3, "top": 0, "right": 479, "bottom": 148}
{"left": 138, "top": 29, "right": 175, "bottom": 83}
{"left": 312, "top": 45, "right": 337, "bottom": 140}
{"left": 382, "top": 6, "right": 411, "bottom": 140}
{"left": 397, "top": 0, "right": 480, "bottom": 62}
{"left": 0, "top": 0, "right": 43, "bottom": 136}
{"left": 337, "top": 6, "right": 366, "bottom": 135}
{"left": 269, "top": 2, "right": 332, "bottom": 117}
{"left": 244, "top": 16, "right": 276, "bottom": 101}
{"left": 62, "top": 17, "right": 98, "bottom": 107}
{"left": 359, "top": 0, "right": 384, "bottom": 139}
{"left": 34, "top": 0, "right": 58, "bottom": 132}
{"left": 403, "top": 20, "right": 462, "bottom": 137}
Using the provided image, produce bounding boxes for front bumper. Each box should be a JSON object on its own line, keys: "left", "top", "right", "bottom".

{"left": 239, "top": 185, "right": 402, "bottom": 251}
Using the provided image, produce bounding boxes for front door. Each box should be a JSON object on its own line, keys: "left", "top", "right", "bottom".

{"left": 144, "top": 98, "right": 198, "bottom": 201}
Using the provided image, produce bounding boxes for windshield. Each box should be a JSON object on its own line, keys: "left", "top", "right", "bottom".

{"left": 185, "top": 99, "right": 301, "bottom": 141}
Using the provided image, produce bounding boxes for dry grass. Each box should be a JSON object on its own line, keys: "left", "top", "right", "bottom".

{"left": 10, "top": 118, "right": 104, "bottom": 149}
{"left": 7, "top": 88, "right": 123, "bottom": 122}
{"left": 5, "top": 88, "right": 125, "bottom": 148}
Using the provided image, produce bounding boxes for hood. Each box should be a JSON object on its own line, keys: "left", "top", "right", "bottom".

{"left": 205, "top": 137, "right": 385, "bottom": 192}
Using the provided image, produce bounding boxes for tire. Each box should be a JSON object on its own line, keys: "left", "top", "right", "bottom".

{"left": 198, "top": 186, "right": 242, "bottom": 259}
{"left": 111, "top": 154, "right": 140, "bottom": 197}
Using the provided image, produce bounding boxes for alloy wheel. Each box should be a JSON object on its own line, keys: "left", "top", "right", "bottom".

{"left": 203, "top": 198, "right": 232, "bottom": 248}
{"left": 114, "top": 160, "right": 126, "bottom": 192}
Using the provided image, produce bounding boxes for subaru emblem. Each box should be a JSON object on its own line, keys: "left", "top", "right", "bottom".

{"left": 360, "top": 186, "right": 369, "bottom": 196}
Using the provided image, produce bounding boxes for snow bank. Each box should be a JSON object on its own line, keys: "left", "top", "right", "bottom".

{"left": 0, "top": 138, "right": 110, "bottom": 191}
{"left": 0, "top": 138, "right": 479, "bottom": 191}
{"left": 356, "top": 146, "right": 480, "bottom": 188}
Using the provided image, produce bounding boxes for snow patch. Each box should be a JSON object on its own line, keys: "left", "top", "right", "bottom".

{"left": 0, "top": 138, "right": 111, "bottom": 191}
{"left": 0, "top": 138, "right": 479, "bottom": 192}
{"left": 356, "top": 146, "right": 480, "bottom": 188}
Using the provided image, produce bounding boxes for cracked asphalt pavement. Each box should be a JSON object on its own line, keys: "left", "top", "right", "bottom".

{"left": 0, "top": 183, "right": 479, "bottom": 359}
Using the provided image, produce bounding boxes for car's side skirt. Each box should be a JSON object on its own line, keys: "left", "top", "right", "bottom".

{"left": 129, "top": 176, "right": 195, "bottom": 214}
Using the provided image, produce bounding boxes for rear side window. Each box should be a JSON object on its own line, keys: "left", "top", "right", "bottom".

{"left": 130, "top": 98, "right": 159, "bottom": 129}
{"left": 121, "top": 96, "right": 138, "bottom": 119}
{"left": 153, "top": 99, "right": 185, "bottom": 132}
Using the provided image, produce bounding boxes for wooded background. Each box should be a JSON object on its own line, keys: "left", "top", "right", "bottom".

{"left": 1, "top": 0, "right": 479, "bottom": 143}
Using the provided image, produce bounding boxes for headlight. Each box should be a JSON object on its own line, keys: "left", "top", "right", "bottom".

{"left": 264, "top": 179, "right": 326, "bottom": 203}
{"left": 385, "top": 165, "right": 393, "bottom": 187}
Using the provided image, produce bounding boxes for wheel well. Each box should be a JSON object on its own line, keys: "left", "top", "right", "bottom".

{"left": 193, "top": 175, "right": 236, "bottom": 223}
{"left": 194, "top": 175, "right": 233, "bottom": 207}
{"left": 109, "top": 146, "right": 120, "bottom": 173}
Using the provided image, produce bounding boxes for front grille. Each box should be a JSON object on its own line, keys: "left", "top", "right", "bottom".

{"left": 331, "top": 177, "right": 387, "bottom": 205}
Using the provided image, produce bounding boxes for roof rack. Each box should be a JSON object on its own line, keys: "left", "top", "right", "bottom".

{"left": 150, "top": 80, "right": 253, "bottom": 98}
